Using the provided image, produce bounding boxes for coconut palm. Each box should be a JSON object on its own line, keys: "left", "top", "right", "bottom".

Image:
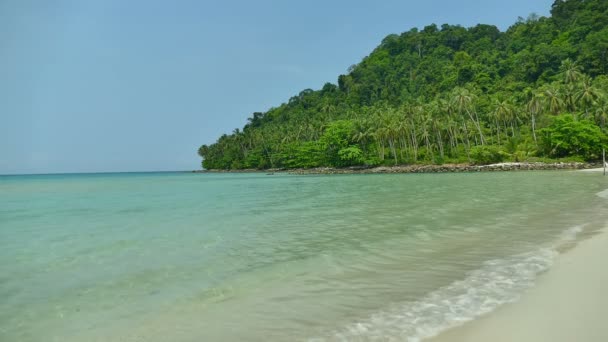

{"left": 559, "top": 58, "right": 583, "bottom": 84}
{"left": 594, "top": 100, "right": 608, "bottom": 130}
{"left": 451, "top": 87, "right": 485, "bottom": 145}
{"left": 418, "top": 111, "right": 434, "bottom": 161}
{"left": 437, "top": 98, "right": 460, "bottom": 154}
{"left": 576, "top": 75, "right": 602, "bottom": 118}
{"left": 492, "top": 99, "right": 517, "bottom": 142}
{"left": 396, "top": 119, "right": 411, "bottom": 160}
{"left": 526, "top": 90, "right": 544, "bottom": 144}
{"left": 561, "top": 83, "right": 577, "bottom": 113}
{"left": 542, "top": 85, "right": 565, "bottom": 115}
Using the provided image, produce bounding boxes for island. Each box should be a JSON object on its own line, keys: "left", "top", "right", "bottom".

{"left": 198, "top": 0, "right": 608, "bottom": 172}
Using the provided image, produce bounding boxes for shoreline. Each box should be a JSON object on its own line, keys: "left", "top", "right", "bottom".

{"left": 193, "top": 162, "right": 601, "bottom": 175}
{"left": 429, "top": 224, "right": 608, "bottom": 341}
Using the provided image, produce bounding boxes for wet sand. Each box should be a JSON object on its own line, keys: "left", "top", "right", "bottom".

{"left": 430, "top": 227, "right": 608, "bottom": 342}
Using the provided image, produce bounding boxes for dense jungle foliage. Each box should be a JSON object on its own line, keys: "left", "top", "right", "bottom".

{"left": 199, "top": 0, "right": 608, "bottom": 169}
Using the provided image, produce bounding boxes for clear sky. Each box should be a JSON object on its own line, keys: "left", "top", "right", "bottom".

{"left": 0, "top": 0, "right": 553, "bottom": 174}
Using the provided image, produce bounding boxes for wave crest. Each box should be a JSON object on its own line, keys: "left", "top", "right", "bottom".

{"left": 311, "top": 249, "right": 557, "bottom": 342}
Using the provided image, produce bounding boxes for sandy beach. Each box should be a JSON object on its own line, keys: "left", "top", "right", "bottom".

{"left": 430, "top": 194, "right": 608, "bottom": 342}
{"left": 579, "top": 167, "right": 607, "bottom": 173}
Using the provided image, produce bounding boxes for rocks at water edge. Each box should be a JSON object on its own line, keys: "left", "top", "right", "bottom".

{"left": 196, "top": 162, "right": 600, "bottom": 175}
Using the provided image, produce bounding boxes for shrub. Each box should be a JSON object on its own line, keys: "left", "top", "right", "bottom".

{"left": 469, "top": 145, "right": 505, "bottom": 165}
{"left": 539, "top": 114, "right": 607, "bottom": 160}
{"left": 338, "top": 146, "right": 364, "bottom": 166}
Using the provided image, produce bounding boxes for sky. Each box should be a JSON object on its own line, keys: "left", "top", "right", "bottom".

{"left": 0, "top": 0, "right": 554, "bottom": 174}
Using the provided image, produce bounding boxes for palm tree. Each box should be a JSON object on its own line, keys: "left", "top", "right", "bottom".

{"left": 562, "top": 83, "right": 577, "bottom": 113}
{"left": 492, "top": 99, "right": 516, "bottom": 142}
{"left": 352, "top": 123, "right": 370, "bottom": 153}
{"left": 232, "top": 128, "right": 248, "bottom": 158}
{"left": 437, "top": 98, "right": 460, "bottom": 155}
{"left": 526, "top": 90, "right": 544, "bottom": 145}
{"left": 459, "top": 121, "right": 472, "bottom": 162}
{"left": 451, "top": 87, "right": 485, "bottom": 145}
{"left": 576, "top": 75, "right": 602, "bottom": 118}
{"left": 372, "top": 106, "right": 400, "bottom": 165}
{"left": 418, "top": 111, "right": 433, "bottom": 161}
{"left": 594, "top": 100, "right": 608, "bottom": 130}
{"left": 396, "top": 119, "right": 410, "bottom": 160}
{"left": 373, "top": 127, "right": 388, "bottom": 161}
{"left": 320, "top": 100, "right": 336, "bottom": 120}
{"left": 387, "top": 121, "right": 400, "bottom": 165}
{"left": 429, "top": 101, "right": 446, "bottom": 159}
{"left": 543, "top": 85, "right": 564, "bottom": 115}
{"left": 403, "top": 104, "right": 420, "bottom": 161}
{"left": 559, "top": 59, "right": 582, "bottom": 85}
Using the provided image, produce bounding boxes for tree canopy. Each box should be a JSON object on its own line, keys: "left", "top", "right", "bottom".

{"left": 199, "top": 0, "right": 608, "bottom": 169}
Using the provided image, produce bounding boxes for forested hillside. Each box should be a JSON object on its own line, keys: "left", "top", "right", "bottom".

{"left": 199, "top": 0, "right": 608, "bottom": 169}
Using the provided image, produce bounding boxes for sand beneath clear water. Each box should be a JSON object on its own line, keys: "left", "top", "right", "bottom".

{"left": 430, "top": 224, "right": 608, "bottom": 342}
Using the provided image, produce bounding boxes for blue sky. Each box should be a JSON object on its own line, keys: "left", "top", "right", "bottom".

{"left": 0, "top": 0, "right": 553, "bottom": 174}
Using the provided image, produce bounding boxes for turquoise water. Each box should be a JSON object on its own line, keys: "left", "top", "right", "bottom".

{"left": 1, "top": 171, "right": 607, "bottom": 341}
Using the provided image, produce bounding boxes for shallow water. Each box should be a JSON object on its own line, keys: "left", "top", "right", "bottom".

{"left": 1, "top": 171, "right": 607, "bottom": 341}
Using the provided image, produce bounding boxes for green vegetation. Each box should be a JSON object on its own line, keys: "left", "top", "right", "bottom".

{"left": 539, "top": 114, "right": 607, "bottom": 160}
{"left": 199, "top": 0, "right": 608, "bottom": 169}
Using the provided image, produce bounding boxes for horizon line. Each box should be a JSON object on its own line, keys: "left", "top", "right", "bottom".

{"left": 0, "top": 170, "right": 197, "bottom": 177}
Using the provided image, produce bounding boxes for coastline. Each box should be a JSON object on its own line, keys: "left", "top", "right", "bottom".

{"left": 429, "top": 226, "right": 608, "bottom": 342}
{"left": 430, "top": 169, "right": 608, "bottom": 342}
{"left": 428, "top": 173, "right": 608, "bottom": 342}
{"left": 194, "top": 162, "right": 601, "bottom": 175}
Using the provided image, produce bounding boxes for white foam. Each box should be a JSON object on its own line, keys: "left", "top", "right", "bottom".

{"left": 310, "top": 249, "right": 558, "bottom": 342}
{"left": 559, "top": 225, "right": 584, "bottom": 241}
{"left": 596, "top": 188, "right": 608, "bottom": 200}
{"left": 308, "top": 221, "right": 601, "bottom": 342}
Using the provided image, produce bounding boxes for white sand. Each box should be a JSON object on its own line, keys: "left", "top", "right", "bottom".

{"left": 579, "top": 167, "right": 607, "bottom": 173}
{"left": 429, "top": 228, "right": 608, "bottom": 342}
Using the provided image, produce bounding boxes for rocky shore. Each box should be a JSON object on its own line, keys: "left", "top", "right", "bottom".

{"left": 195, "top": 162, "right": 601, "bottom": 175}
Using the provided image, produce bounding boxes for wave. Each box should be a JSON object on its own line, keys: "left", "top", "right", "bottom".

{"left": 310, "top": 225, "right": 588, "bottom": 342}
{"left": 559, "top": 224, "right": 584, "bottom": 241}
{"left": 596, "top": 188, "right": 608, "bottom": 200}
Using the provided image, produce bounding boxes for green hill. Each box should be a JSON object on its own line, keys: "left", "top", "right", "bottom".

{"left": 199, "top": 0, "right": 608, "bottom": 170}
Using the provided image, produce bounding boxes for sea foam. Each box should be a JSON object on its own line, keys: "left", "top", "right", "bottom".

{"left": 311, "top": 224, "right": 588, "bottom": 342}
{"left": 595, "top": 188, "right": 608, "bottom": 200}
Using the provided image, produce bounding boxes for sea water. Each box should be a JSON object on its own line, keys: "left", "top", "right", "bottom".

{"left": 1, "top": 171, "right": 607, "bottom": 341}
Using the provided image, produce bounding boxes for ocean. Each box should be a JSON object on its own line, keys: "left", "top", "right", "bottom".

{"left": 1, "top": 171, "right": 607, "bottom": 341}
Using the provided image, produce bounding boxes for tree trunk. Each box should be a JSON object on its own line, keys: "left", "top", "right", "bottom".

{"left": 462, "top": 123, "right": 471, "bottom": 162}
{"left": 388, "top": 138, "right": 398, "bottom": 165}
{"left": 466, "top": 109, "right": 485, "bottom": 145}
{"left": 531, "top": 113, "right": 537, "bottom": 145}
{"left": 436, "top": 130, "right": 444, "bottom": 158}
{"left": 495, "top": 119, "right": 501, "bottom": 145}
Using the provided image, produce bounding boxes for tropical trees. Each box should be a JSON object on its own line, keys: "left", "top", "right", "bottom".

{"left": 526, "top": 89, "right": 545, "bottom": 144}
{"left": 539, "top": 114, "right": 607, "bottom": 159}
{"left": 451, "top": 87, "right": 485, "bottom": 145}
{"left": 576, "top": 75, "right": 602, "bottom": 117}
{"left": 198, "top": 0, "right": 608, "bottom": 169}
